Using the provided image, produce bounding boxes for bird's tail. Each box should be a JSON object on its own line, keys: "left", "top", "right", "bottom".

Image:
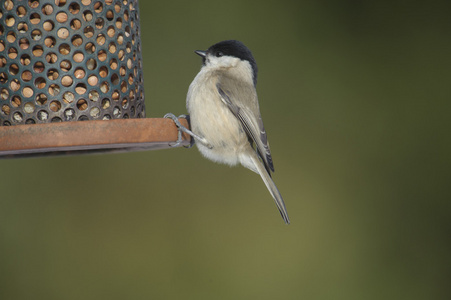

{"left": 249, "top": 151, "right": 290, "bottom": 224}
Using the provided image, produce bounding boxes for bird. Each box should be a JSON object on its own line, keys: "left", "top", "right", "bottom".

{"left": 165, "top": 40, "right": 289, "bottom": 224}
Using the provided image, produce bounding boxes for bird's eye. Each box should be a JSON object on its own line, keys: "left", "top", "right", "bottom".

{"left": 216, "top": 51, "right": 223, "bottom": 57}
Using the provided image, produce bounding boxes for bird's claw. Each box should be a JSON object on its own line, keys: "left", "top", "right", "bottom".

{"left": 164, "top": 113, "right": 212, "bottom": 149}
{"left": 164, "top": 113, "right": 192, "bottom": 148}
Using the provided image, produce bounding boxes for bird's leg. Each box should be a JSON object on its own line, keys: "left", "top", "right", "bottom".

{"left": 164, "top": 113, "right": 194, "bottom": 148}
{"left": 164, "top": 113, "right": 213, "bottom": 149}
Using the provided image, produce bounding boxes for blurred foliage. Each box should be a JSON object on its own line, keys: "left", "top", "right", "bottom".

{"left": 1, "top": 0, "right": 450, "bottom": 299}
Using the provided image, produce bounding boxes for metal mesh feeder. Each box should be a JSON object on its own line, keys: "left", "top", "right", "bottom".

{"left": 0, "top": 0, "right": 145, "bottom": 125}
{"left": 0, "top": 0, "right": 190, "bottom": 158}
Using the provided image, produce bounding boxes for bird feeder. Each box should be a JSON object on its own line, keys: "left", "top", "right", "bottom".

{"left": 0, "top": 0, "right": 189, "bottom": 158}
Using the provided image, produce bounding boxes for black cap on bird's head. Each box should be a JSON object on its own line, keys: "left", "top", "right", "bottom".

{"left": 195, "top": 40, "right": 258, "bottom": 85}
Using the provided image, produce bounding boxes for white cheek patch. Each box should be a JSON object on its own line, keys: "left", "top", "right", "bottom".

{"left": 204, "top": 56, "right": 254, "bottom": 85}
{"left": 208, "top": 55, "right": 240, "bottom": 68}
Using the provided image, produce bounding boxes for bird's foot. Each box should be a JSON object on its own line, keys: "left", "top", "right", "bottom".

{"left": 164, "top": 113, "right": 212, "bottom": 149}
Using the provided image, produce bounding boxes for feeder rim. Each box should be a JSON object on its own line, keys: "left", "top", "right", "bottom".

{"left": 0, "top": 118, "right": 191, "bottom": 159}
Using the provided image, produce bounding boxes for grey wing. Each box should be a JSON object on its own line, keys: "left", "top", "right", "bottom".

{"left": 216, "top": 82, "right": 275, "bottom": 173}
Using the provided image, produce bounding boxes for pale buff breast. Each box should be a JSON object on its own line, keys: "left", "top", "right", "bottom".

{"left": 186, "top": 70, "right": 249, "bottom": 166}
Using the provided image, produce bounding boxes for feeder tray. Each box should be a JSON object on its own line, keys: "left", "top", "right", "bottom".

{"left": 0, "top": 0, "right": 189, "bottom": 158}
{"left": 0, "top": 118, "right": 191, "bottom": 158}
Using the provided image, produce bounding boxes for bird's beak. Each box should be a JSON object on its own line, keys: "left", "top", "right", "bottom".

{"left": 195, "top": 50, "right": 206, "bottom": 57}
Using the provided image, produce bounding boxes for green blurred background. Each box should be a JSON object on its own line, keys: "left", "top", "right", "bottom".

{"left": 1, "top": 0, "right": 450, "bottom": 299}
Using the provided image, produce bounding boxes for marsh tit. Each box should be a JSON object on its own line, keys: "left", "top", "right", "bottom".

{"left": 165, "top": 40, "right": 289, "bottom": 224}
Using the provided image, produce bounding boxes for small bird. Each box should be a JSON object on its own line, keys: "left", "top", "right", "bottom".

{"left": 165, "top": 40, "right": 289, "bottom": 224}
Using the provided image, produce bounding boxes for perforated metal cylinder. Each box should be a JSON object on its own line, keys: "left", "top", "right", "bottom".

{"left": 0, "top": 0, "right": 145, "bottom": 126}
